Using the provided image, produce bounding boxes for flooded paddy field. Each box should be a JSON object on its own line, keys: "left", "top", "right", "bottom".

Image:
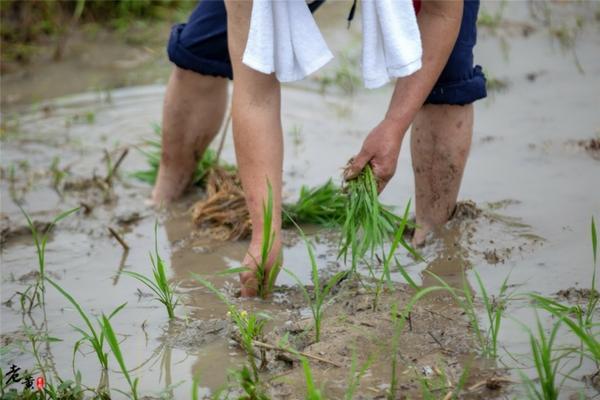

{"left": 1, "top": 1, "right": 599, "bottom": 399}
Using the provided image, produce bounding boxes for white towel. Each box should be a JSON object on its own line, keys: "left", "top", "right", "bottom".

{"left": 242, "top": 0, "right": 334, "bottom": 82}
{"left": 361, "top": 0, "right": 422, "bottom": 89}
{"left": 242, "top": 0, "right": 422, "bottom": 88}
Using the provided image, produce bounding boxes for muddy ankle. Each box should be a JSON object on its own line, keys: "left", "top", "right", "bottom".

{"left": 151, "top": 166, "right": 195, "bottom": 204}
{"left": 412, "top": 225, "right": 433, "bottom": 248}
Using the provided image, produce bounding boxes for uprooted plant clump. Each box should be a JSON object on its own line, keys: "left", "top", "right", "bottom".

{"left": 191, "top": 166, "right": 251, "bottom": 241}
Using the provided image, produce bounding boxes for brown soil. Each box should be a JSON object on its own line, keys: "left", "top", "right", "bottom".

{"left": 0, "top": 214, "right": 51, "bottom": 246}
{"left": 219, "top": 278, "right": 510, "bottom": 399}
{"left": 556, "top": 287, "right": 600, "bottom": 303}
{"left": 578, "top": 138, "right": 600, "bottom": 160}
{"left": 450, "top": 201, "right": 482, "bottom": 222}
{"left": 565, "top": 138, "right": 600, "bottom": 160}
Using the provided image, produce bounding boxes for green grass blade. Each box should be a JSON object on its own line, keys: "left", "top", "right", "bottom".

{"left": 46, "top": 278, "right": 98, "bottom": 341}
{"left": 102, "top": 314, "right": 138, "bottom": 400}
{"left": 592, "top": 216, "right": 597, "bottom": 266}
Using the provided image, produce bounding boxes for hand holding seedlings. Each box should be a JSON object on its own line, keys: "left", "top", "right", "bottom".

{"left": 344, "top": 116, "right": 407, "bottom": 193}
{"left": 339, "top": 165, "right": 419, "bottom": 272}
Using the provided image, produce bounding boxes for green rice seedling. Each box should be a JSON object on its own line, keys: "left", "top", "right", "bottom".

{"left": 254, "top": 181, "right": 281, "bottom": 299}
{"left": 284, "top": 240, "right": 346, "bottom": 342}
{"left": 428, "top": 271, "right": 511, "bottom": 358}
{"left": 230, "top": 365, "right": 269, "bottom": 400}
{"left": 388, "top": 305, "right": 400, "bottom": 399}
{"left": 344, "top": 349, "right": 373, "bottom": 400}
{"left": 228, "top": 308, "right": 270, "bottom": 383}
{"left": 46, "top": 277, "right": 126, "bottom": 376}
{"left": 19, "top": 206, "right": 79, "bottom": 313}
{"left": 13, "top": 327, "right": 91, "bottom": 399}
{"left": 1, "top": 374, "right": 86, "bottom": 400}
{"left": 388, "top": 286, "right": 445, "bottom": 399}
{"left": 49, "top": 156, "right": 69, "bottom": 189}
{"left": 451, "top": 364, "right": 471, "bottom": 400}
{"left": 284, "top": 209, "right": 346, "bottom": 341}
{"left": 191, "top": 372, "right": 201, "bottom": 400}
{"left": 191, "top": 274, "right": 270, "bottom": 383}
{"left": 131, "top": 123, "right": 234, "bottom": 186}
{"left": 282, "top": 180, "right": 346, "bottom": 227}
{"left": 520, "top": 316, "right": 564, "bottom": 400}
{"left": 530, "top": 217, "right": 599, "bottom": 362}
{"left": 23, "top": 326, "right": 62, "bottom": 389}
{"left": 368, "top": 201, "right": 414, "bottom": 311}
{"left": 301, "top": 356, "right": 325, "bottom": 400}
{"left": 35, "top": 369, "right": 86, "bottom": 400}
{"left": 532, "top": 295, "right": 600, "bottom": 364}
{"left": 585, "top": 216, "right": 598, "bottom": 327}
{"left": 418, "top": 371, "right": 447, "bottom": 400}
{"left": 475, "top": 271, "right": 511, "bottom": 358}
{"left": 340, "top": 165, "right": 418, "bottom": 272}
{"left": 124, "top": 222, "right": 179, "bottom": 319}
{"left": 101, "top": 314, "right": 139, "bottom": 400}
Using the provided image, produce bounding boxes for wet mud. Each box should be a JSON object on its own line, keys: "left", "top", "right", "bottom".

{"left": 259, "top": 279, "right": 508, "bottom": 399}
{"left": 2, "top": 1, "right": 600, "bottom": 399}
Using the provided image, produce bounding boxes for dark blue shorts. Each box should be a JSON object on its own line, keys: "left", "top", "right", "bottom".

{"left": 167, "top": 0, "right": 486, "bottom": 105}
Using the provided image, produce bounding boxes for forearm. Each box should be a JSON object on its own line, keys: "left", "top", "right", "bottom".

{"left": 226, "top": 0, "right": 283, "bottom": 233}
{"left": 385, "top": 0, "right": 463, "bottom": 131}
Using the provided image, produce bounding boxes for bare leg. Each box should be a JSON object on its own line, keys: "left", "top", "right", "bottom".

{"left": 225, "top": 0, "right": 283, "bottom": 297}
{"left": 152, "top": 66, "right": 228, "bottom": 204}
{"left": 411, "top": 103, "right": 473, "bottom": 246}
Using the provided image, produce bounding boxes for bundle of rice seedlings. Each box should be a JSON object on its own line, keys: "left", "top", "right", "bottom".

{"left": 191, "top": 167, "right": 251, "bottom": 241}
{"left": 193, "top": 176, "right": 349, "bottom": 240}
{"left": 282, "top": 179, "right": 346, "bottom": 227}
{"left": 339, "top": 165, "right": 416, "bottom": 271}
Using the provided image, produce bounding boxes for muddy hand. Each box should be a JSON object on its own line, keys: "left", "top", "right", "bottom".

{"left": 343, "top": 118, "right": 405, "bottom": 193}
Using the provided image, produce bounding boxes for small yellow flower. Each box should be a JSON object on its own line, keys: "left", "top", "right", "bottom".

{"left": 226, "top": 311, "right": 232, "bottom": 318}
{"left": 240, "top": 310, "right": 248, "bottom": 319}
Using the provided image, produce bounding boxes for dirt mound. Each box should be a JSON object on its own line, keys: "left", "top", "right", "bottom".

{"left": 556, "top": 287, "right": 599, "bottom": 303}
{"left": 451, "top": 200, "right": 483, "bottom": 221}
{"left": 0, "top": 214, "right": 52, "bottom": 246}
{"left": 252, "top": 279, "right": 507, "bottom": 399}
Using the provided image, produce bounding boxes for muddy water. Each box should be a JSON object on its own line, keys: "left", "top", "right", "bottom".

{"left": 1, "top": 1, "right": 599, "bottom": 398}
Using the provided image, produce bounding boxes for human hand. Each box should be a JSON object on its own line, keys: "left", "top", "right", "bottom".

{"left": 239, "top": 241, "right": 282, "bottom": 298}
{"left": 343, "top": 118, "right": 408, "bottom": 192}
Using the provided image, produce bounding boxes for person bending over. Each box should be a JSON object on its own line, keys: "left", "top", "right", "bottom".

{"left": 152, "top": 0, "right": 486, "bottom": 296}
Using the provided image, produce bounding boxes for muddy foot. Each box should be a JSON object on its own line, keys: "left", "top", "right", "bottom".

{"left": 411, "top": 226, "right": 433, "bottom": 248}
{"left": 151, "top": 163, "right": 195, "bottom": 205}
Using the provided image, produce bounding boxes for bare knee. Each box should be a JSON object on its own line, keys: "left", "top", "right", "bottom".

{"left": 170, "top": 65, "right": 227, "bottom": 93}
